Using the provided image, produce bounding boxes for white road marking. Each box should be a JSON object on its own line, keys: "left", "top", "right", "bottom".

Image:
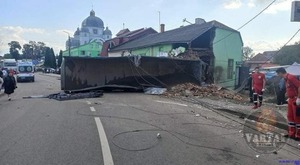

{"left": 87, "top": 101, "right": 92, "bottom": 105}
{"left": 94, "top": 117, "right": 114, "bottom": 165}
{"left": 155, "top": 100, "right": 188, "bottom": 107}
{"left": 90, "top": 107, "right": 96, "bottom": 112}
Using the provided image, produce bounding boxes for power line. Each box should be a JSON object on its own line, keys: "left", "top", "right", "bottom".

{"left": 263, "top": 27, "right": 300, "bottom": 64}
{"left": 213, "top": 0, "right": 277, "bottom": 45}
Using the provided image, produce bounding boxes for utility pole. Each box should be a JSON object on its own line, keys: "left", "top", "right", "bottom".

{"left": 63, "top": 31, "right": 71, "bottom": 56}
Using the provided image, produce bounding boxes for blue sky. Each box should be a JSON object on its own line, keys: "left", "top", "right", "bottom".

{"left": 0, "top": 0, "right": 298, "bottom": 55}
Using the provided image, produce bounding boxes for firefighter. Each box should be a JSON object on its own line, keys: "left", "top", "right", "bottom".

{"left": 276, "top": 68, "right": 300, "bottom": 139}
{"left": 252, "top": 67, "right": 266, "bottom": 109}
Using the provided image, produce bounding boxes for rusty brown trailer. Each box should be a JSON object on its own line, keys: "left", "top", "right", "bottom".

{"left": 61, "top": 56, "right": 205, "bottom": 91}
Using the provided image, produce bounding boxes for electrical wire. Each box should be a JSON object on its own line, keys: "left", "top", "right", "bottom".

{"left": 261, "top": 27, "right": 300, "bottom": 65}
{"left": 76, "top": 111, "right": 259, "bottom": 159}
{"left": 213, "top": 0, "right": 277, "bottom": 45}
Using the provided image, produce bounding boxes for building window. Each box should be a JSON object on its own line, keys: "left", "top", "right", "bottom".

{"left": 93, "top": 29, "right": 98, "bottom": 34}
{"left": 81, "top": 51, "right": 86, "bottom": 55}
{"left": 227, "top": 59, "right": 234, "bottom": 79}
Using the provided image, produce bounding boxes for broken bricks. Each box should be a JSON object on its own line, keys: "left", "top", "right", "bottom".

{"left": 165, "top": 83, "right": 245, "bottom": 101}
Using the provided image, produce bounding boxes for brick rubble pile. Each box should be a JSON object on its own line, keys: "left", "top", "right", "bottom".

{"left": 164, "top": 83, "right": 244, "bottom": 101}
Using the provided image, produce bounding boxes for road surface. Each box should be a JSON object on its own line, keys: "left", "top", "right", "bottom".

{"left": 0, "top": 73, "right": 299, "bottom": 165}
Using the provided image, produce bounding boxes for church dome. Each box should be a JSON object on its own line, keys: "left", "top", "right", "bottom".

{"left": 103, "top": 27, "right": 112, "bottom": 35}
{"left": 74, "top": 27, "right": 80, "bottom": 36}
{"left": 81, "top": 27, "right": 89, "bottom": 33}
{"left": 82, "top": 10, "right": 104, "bottom": 28}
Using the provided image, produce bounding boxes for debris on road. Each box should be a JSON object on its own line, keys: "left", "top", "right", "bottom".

{"left": 49, "top": 91, "right": 103, "bottom": 101}
{"left": 23, "top": 91, "right": 103, "bottom": 101}
{"left": 195, "top": 114, "right": 200, "bottom": 117}
{"left": 164, "top": 83, "right": 245, "bottom": 101}
{"left": 144, "top": 87, "right": 167, "bottom": 95}
{"left": 157, "top": 133, "right": 161, "bottom": 139}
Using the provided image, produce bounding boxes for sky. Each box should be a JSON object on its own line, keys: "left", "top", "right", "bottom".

{"left": 0, "top": 0, "right": 299, "bottom": 55}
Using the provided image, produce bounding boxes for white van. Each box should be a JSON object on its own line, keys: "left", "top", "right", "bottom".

{"left": 17, "top": 61, "right": 35, "bottom": 82}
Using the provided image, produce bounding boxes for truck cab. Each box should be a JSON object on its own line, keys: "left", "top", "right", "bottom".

{"left": 17, "top": 62, "right": 35, "bottom": 82}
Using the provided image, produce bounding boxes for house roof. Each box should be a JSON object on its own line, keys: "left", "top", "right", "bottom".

{"left": 250, "top": 51, "right": 278, "bottom": 62}
{"left": 110, "top": 20, "right": 239, "bottom": 52}
{"left": 116, "top": 28, "right": 130, "bottom": 36}
{"left": 116, "top": 28, "right": 157, "bottom": 38}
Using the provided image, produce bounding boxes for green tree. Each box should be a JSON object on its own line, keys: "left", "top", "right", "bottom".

{"left": 22, "top": 43, "right": 34, "bottom": 59}
{"left": 3, "top": 53, "right": 12, "bottom": 59}
{"left": 8, "top": 41, "right": 21, "bottom": 60}
{"left": 242, "top": 46, "right": 255, "bottom": 61}
{"left": 50, "top": 48, "right": 57, "bottom": 69}
{"left": 28, "top": 41, "right": 46, "bottom": 59}
{"left": 57, "top": 50, "right": 63, "bottom": 67}
{"left": 274, "top": 44, "right": 300, "bottom": 65}
{"left": 44, "top": 47, "right": 52, "bottom": 68}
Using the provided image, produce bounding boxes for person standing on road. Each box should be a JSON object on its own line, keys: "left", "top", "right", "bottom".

{"left": 277, "top": 77, "right": 286, "bottom": 105}
{"left": 252, "top": 67, "right": 266, "bottom": 109}
{"left": 2, "top": 70, "right": 17, "bottom": 101}
{"left": 276, "top": 68, "right": 300, "bottom": 140}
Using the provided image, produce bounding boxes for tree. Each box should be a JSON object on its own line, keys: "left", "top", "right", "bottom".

{"left": 22, "top": 43, "right": 34, "bottom": 59}
{"left": 57, "top": 50, "right": 63, "bottom": 67}
{"left": 3, "top": 53, "right": 12, "bottom": 59}
{"left": 8, "top": 41, "right": 21, "bottom": 60}
{"left": 44, "top": 47, "right": 57, "bottom": 68}
{"left": 274, "top": 44, "right": 300, "bottom": 65}
{"left": 50, "top": 48, "right": 57, "bottom": 69}
{"left": 243, "top": 46, "right": 255, "bottom": 61}
{"left": 44, "top": 47, "right": 52, "bottom": 68}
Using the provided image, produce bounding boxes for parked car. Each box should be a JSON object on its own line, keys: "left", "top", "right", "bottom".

{"left": 44, "top": 68, "right": 56, "bottom": 73}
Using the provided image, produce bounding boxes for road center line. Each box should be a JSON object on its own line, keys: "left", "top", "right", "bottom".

{"left": 155, "top": 100, "right": 188, "bottom": 107}
{"left": 90, "top": 107, "right": 96, "bottom": 112}
{"left": 94, "top": 117, "right": 114, "bottom": 165}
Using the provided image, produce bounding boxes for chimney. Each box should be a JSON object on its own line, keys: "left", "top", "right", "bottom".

{"left": 160, "top": 24, "right": 165, "bottom": 33}
{"left": 195, "top": 18, "right": 206, "bottom": 25}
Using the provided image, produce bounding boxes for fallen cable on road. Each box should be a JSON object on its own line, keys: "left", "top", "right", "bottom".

{"left": 22, "top": 91, "right": 103, "bottom": 101}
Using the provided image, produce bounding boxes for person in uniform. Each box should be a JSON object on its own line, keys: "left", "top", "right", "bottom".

{"left": 277, "top": 68, "right": 300, "bottom": 139}
{"left": 251, "top": 67, "right": 266, "bottom": 109}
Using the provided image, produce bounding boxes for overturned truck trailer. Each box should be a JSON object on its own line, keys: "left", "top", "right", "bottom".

{"left": 61, "top": 56, "right": 205, "bottom": 91}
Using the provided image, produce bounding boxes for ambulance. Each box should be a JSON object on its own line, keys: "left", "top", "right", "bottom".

{"left": 16, "top": 61, "right": 35, "bottom": 82}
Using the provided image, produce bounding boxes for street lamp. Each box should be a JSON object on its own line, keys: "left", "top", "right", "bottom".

{"left": 63, "top": 31, "right": 71, "bottom": 56}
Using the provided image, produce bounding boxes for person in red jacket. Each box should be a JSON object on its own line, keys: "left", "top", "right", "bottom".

{"left": 251, "top": 67, "right": 266, "bottom": 109}
{"left": 277, "top": 68, "right": 300, "bottom": 139}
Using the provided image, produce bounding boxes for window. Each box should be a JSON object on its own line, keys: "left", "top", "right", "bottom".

{"left": 81, "top": 51, "right": 86, "bottom": 55}
{"left": 18, "top": 66, "right": 32, "bottom": 73}
{"left": 227, "top": 59, "right": 234, "bottom": 79}
{"left": 93, "top": 29, "right": 98, "bottom": 34}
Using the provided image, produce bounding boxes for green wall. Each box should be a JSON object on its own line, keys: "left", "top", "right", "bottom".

{"left": 131, "top": 44, "right": 172, "bottom": 57}
{"left": 63, "top": 41, "right": 103, "bottom": 57}
{"left": 212, "top": 28, "right": 243, "bottom": 88}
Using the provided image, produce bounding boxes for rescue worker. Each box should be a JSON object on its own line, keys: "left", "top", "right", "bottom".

{"left": 277, "top": 77, "right": 286, "bottom": 105}
{"left": 252, "top": 67, "right": 266, "bottom": 109}
{"left": 276, "top": 68, "right": 300, "bottom": 139}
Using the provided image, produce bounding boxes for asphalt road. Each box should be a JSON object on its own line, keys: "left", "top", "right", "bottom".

{"left": 0, "top": 73, "right": 299, "bottom": 165}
